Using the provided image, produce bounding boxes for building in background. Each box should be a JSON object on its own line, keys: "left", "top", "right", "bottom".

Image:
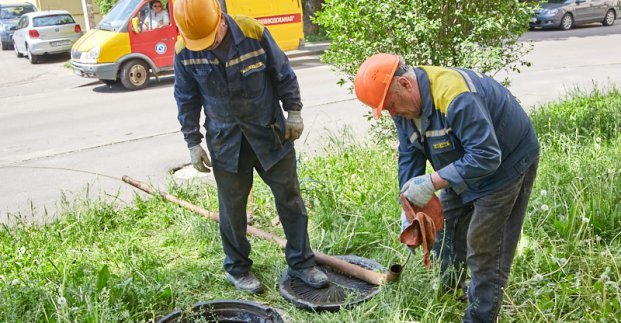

{"left": 0, "top": 0, "right": 101, "bottom": 30}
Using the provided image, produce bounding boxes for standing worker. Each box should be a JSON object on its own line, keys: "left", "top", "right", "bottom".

{"left": 354, "top": 53, "right": 540, "bottom": 322}
{"left": 172, "top": 0, "right": 328, "bottom": 294}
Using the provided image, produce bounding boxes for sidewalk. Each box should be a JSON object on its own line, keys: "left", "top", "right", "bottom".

{"left": 286, "top": 41, "right": 330, "bottom": 59}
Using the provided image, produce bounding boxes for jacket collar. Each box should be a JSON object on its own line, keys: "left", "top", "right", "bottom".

{"left": 223, "top": 14, "right": 245, "bottom": 47}
{"left": 412, "top": 67, "right": 433, "bottom": 137}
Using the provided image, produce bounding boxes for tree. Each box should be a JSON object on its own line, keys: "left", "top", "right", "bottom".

{"left": 315, "top": 0, "right": 533, "bottom": 83}
{"left": 303, "top": 0, "right": 324, "bottom": 35}
{"left": 94, "top": 0, "right": 117, "bottom": 14}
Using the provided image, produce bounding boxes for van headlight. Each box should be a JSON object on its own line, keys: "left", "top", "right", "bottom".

{"left": 80, "top": 46, "right": 100, "bottom": 64}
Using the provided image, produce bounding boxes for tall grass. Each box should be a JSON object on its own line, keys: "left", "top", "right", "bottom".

{"left": 1, "top": 89, "right": 620, "bottom": 321}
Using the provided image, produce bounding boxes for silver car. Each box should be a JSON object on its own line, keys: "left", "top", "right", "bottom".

{"left": 530, "top": 0, "right": 618, "bottom": 30}
{"left": 12, "top": 10, "right": 83, "bottom": 64}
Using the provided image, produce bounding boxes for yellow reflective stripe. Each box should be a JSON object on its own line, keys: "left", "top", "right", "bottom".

{"left": 181, "top": 58, "right": 220, "bottom": 66}
{"left": 226, "top": 48, "right": 266, "bottom": 67}
{"left": 425, "top": 128, "right": 452, "bottom": 138}
{"left": 419, "top": 66, "right": 470, "bottom": 114}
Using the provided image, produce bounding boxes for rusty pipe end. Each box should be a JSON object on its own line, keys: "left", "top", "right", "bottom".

{"left": 383, "top": 263, "right": 403, "bottom": 284}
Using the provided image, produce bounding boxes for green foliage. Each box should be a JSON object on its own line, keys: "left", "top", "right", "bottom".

{"left": 315, "top": 0, "right": 533, "bottom": 82}
{"left": 94, "top": 0, "right": 118, "bottom": 15}
{"left": 530, "top": 88, "right": 621, "bottom": 241}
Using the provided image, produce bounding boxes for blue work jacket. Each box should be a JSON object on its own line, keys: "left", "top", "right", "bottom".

{"left": 396, "top": 67, "right": 540, "bottom": 203}
{"left": 174, "top": 14, "right": 302, "bottom": 173}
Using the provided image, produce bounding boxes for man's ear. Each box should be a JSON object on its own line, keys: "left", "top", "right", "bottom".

{"left": 398, "top": 76, "right": 411, "bottom": 90}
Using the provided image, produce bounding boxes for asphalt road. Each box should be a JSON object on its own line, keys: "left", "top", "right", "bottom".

{"left": 521, "top": 20, "right": 621, "bottom": 41}
{"left": 1, "top": 29, "right": 621, "bottom": 224}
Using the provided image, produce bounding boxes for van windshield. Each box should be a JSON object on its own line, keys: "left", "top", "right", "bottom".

{"left": 97, "top": 0, "right": 141, "bottom": 31}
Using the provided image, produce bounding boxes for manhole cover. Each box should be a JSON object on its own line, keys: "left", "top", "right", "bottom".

{"left": 158, "top": 299, "right": 284, "bottom": 323}
{"left": 279, "top": 255, "right": 384, "bottom": 311}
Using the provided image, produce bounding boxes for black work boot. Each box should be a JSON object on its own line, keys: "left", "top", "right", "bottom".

{"left": 288, "top": 266, "right": 329, "bottom": 289}
{"left": 225, "top": 272, "right": 263, "bottom": 294}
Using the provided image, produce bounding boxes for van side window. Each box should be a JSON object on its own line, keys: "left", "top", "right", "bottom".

{"left": 139, "top": 1, "right": 170, "bottom": 32}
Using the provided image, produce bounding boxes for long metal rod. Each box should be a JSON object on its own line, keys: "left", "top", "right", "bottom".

{"left": 122, "top": 175, "right": 401, "bottom": 286}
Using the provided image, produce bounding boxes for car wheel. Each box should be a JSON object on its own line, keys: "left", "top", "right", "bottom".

{"left": 560, "top": 13, "right": 573, "bottom": 30}
{"left": 120, "top": 59, "right": 150, "bottom": 90}
{"left": 14, "top": 41, "right": 23, "bottom": 57}
{"left": 1, "top": 41, "right": 10, "bottom": 51}
{"left": 602, "top": 9, "right": 615, "bottom": 26}
{"left": 100, "top": 79, "right": 119, "bottom": 86}
{"left": 27, "top": 45, "right": 39, "bottom": 64}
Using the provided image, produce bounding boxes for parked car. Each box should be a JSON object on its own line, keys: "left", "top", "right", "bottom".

{"left": 0, "top": 2, "right": 36, "bottom": 50}
{"left": 12, "top": 10, "right": 83, "bottom": 64}
{"left": 530, "top": 0, "right": 618, "bottom": 30}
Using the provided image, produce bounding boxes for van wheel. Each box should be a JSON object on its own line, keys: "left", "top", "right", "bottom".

{"left": 602, "top": 9, "right": 615, "bottom": 26}
{"left": 14, "top": 41, "right": 23, "bottom": 57}
{"left": 120, "top": 59, "right": 150, "bottom": 90}
{"left": 27, "top": 45, "right": 39, "bottom": 64}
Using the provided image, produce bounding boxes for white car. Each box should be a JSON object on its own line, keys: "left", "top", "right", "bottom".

{"left": 12, "top": 10, "right": 83, "bottom": 64}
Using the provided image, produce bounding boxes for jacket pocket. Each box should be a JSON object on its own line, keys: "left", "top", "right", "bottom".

{"left": 427, "top": 134, "right": 462, "bottom": 168}
{"left": 266, "top": 121, "right": 284, "bottom": 150}
{"left": 240, "top": 59, "right": 266, "bottom": 98}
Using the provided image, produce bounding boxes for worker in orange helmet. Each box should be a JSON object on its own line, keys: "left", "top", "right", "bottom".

{"left": 172, "top": 0, "right": 328, "bottom": 294}
{"left": 355, "top": 53, "right": 540, "bottom": 322}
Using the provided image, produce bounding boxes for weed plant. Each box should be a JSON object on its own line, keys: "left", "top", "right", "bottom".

{"left": 1, "top": 89, "right": 620, "bottom": 321}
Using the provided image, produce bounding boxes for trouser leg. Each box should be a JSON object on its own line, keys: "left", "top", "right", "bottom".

{"left": 434, "top": 188, "right": 472, "bottom": 291}
{"left": 464, "top": 159, "right": 538, "bottom": 322}
{"left": 257, "top": 148, "right": 315, "bottom": 269}
{"left": 212, "top": 138, "right": 255, "bottom": 276}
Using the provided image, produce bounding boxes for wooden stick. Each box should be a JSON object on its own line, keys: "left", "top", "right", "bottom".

{"left": 122, "top": 175, "right": 402, "bottom": 285}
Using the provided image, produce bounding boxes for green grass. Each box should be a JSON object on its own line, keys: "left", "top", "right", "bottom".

{"left": 1, "top": 89, "right": 621, "bottom": 321}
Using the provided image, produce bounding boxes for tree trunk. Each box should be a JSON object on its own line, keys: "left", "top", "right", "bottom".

{"left": 303, "top": 0, "right": 323, "bottom": 35}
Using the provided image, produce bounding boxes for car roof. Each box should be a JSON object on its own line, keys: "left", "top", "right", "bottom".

{"left": 0, "top": 3, "right": 36, "bottom": 8}
{"left": 23, "top": 10, "right": 71, "bottom": 18}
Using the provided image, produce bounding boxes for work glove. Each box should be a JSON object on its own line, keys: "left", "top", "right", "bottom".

{"left": 400, "top": 174, "right": 436, "bottom": 208}
{"left": 189, "top": 144, "right": 212, "bottom": 173}
{"left": 284, "top": 110, "right": 304, "bottom": 141}
{"left": 400, "top": 210, "right": 416, "bottom": 254}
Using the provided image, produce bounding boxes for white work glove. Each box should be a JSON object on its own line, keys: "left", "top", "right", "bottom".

{"left": 285, "top": 110, "right": 304, "bottom": 141}
{"left": 400, "top": 174, "right": 436, "bottom": 208}
{"left": 189, "top": 144, "right": 212, "bottom": 173}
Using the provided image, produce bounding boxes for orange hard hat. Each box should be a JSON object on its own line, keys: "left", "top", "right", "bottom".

{"left": 354, "top": 53, "right": 400, "bottom": 119}
{"left": 174, "top": 0, "right": 222, "bottom": 51}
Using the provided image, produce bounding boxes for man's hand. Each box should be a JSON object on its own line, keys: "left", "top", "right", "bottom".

{"left": 285, "top": 110, "right": 304, "bottom": 141}
{"left": 189, "top": 145, "right": 212, "bottom": 173}
{"left": 401, "top": 174, "right": 436, "bottom": 207}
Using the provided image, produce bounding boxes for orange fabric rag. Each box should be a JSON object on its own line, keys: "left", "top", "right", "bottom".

{"left": 399, "top": 194, "right": 443, "bottom": 268}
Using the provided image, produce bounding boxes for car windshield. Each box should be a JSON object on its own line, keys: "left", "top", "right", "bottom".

{"left": 33, "top": 14, "right": 75, "bottom": 27}
{"left": 98, "top": 0, "right": 141, "bottom": 31}
{"left": 0, "top": 6, "right": 35, "bottom": 19}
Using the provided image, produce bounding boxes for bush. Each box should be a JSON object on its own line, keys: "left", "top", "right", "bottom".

{"left": 315, "top": 0, "right": 533, "bottom": 83}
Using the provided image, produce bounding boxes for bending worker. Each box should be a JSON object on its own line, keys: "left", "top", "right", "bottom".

{"left": 354, "top": 53, "right": 540, "bottom": 322}
{"left": 172, "top": 0, "right": 328, "bottom": 294}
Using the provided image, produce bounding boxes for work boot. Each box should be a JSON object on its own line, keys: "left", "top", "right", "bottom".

{"left": 288, "top": 266, "right": 329, "bottom": 289}
{"left": 225, "top": 271, "right": 263, "bottom": 294}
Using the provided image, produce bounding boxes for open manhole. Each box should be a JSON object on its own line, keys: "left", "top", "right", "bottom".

{"left": 157, "top": 299, "right": 284, "bottom": 323}
{"left": 279, "top": 255, "right": 384, "bottom": 311}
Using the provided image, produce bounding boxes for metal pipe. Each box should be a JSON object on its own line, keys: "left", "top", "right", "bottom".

{"left": 122, "top": 175, "right": 401, "bottom": 285}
